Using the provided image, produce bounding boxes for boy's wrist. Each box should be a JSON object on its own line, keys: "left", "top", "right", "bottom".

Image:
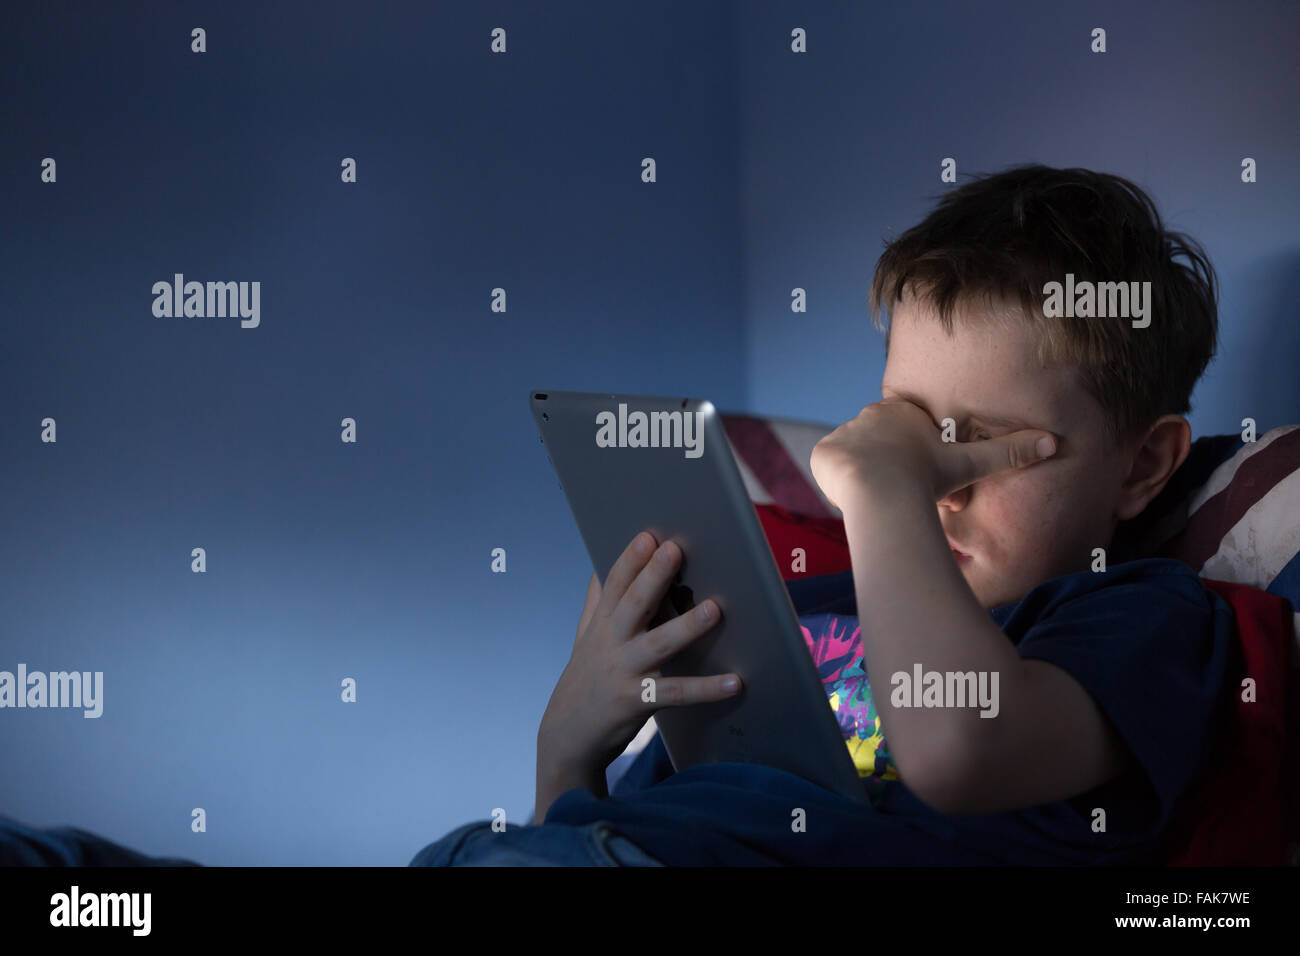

{"left": 533, "top": 756, "right": 608, "bottom": 824}
{"left": 839, "top": 465, "right": 930, "bottom": 516}
{"left": 537, "top": 719, "right": 602, "bottom": 776}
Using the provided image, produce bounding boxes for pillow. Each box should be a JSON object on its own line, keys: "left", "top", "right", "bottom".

{"left": 754, "top": 504, "right": 850, "bottom": 580}
{"left": 1158, "top": 579, "right": 1290, "bottom": 865}
{"left": 720, "top": 413, "right": 842, "bottom": 518}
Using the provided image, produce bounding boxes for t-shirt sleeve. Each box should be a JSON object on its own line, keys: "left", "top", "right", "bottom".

{"left": 1012, "top": 567, "right": 1235, "bottom": 832}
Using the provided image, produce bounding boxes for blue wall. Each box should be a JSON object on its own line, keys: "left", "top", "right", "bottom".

{"left": 2, "top": 0, "right": 1295, "bottom": 866}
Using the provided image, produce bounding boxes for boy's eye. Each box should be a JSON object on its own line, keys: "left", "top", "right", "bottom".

{"left": 971, "top": 429, "right": 992, "bottom": 441}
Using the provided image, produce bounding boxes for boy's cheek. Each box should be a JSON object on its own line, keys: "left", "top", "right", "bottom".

{"left": 972, "top": 476, "right": 1085, "bottom": 559}
{"left": 976, "top": 471, "right": 1060, "bottom": 526}
{"left": 982, "top": 454, "right": 1097, "bottom": 520}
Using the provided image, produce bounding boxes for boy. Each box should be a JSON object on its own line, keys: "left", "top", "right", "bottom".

{"left": 413, "top": 164, "right": 1232, "bottom": 866}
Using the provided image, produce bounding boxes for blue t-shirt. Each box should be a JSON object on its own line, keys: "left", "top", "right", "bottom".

{"left": 543, "top": 558, "right": 1235, "bottom": 865}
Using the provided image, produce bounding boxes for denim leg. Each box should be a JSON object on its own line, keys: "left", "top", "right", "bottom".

{"left": 598, "top": 825, "right": 665, "bottom": 866}
{"left": 409, "top": 819, "right": 664, "bottom": 867}
{"left": 0, "top": 814, "right": 202, "bottom": 867}
{"left": 590, "top": 822, "right": 665, "bottom": 868}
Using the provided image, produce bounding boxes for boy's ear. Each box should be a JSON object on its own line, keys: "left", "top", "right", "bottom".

{"left": 1115, "top": 415, "right": 1192, "bottom": 521}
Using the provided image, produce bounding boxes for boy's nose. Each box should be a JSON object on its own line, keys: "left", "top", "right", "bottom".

{"left": 938, "top": 484, "right": 972, "bottom": 512}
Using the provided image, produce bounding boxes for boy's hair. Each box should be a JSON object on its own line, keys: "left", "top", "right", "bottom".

{"left": 868, "top": 164, "right": 1218, "bottom": 445}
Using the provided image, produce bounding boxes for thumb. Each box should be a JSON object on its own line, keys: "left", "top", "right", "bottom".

{"left": 961, "top": 429, "right": 1057, "bottom": 485}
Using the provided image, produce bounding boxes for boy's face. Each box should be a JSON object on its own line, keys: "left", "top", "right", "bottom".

{"left": 880, "top": 295, "right": 1134, "bottom": 609}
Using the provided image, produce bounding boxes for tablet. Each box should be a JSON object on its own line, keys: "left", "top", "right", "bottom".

{"left": 530, "top": 389, "right": 867, "bottom": 804}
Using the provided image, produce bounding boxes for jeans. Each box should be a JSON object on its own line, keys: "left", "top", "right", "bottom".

{"left": 0, "top": 814, "right": 202, "bottom": 866}
{"left": 409, "top": 819, "right": 665, "bottom": 867}
{"left": 0, "top": 813, "right": 664, "bottom": 867}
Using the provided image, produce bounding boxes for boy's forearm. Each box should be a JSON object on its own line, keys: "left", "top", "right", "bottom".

{"left": 839, "top": 475, "right": 1024, "bottom": 784}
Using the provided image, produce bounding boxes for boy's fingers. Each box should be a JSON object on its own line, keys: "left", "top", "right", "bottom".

{"left": 625, "top": 598, "right": 722, "bottom": 673}
{"left": 609, "top": 538, "right": 682, "bottom": 640}
{"left": 594, "top": 530, "right": 660, "bottom": 626}
{"left": 953, "top": 429, "right": 1057, "bottom": 490}
{"left": 642, "top": 674, "right": 743, "bottom": 709}
{"left": 575, "top": 571, "right": 601, "bottom": 640}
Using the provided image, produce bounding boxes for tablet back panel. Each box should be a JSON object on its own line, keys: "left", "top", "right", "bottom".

{"left": 530, "top": 389, "right": 865, "bottom": 804}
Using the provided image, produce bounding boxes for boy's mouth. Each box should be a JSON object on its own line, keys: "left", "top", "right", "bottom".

{"left": 947, "top": 538, "right": 973, "bottom": 564}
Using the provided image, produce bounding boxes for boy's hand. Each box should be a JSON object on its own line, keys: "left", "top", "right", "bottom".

{"left": 809, "top": 399, "right": 1057, "bottom": 509}
{"left": 534, "top": 530, "right": 741, "bottom": 821}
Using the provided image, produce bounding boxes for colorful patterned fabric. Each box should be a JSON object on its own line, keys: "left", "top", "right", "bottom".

{"left": 799, "top": 611, "right": 898, "bottom": 783}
